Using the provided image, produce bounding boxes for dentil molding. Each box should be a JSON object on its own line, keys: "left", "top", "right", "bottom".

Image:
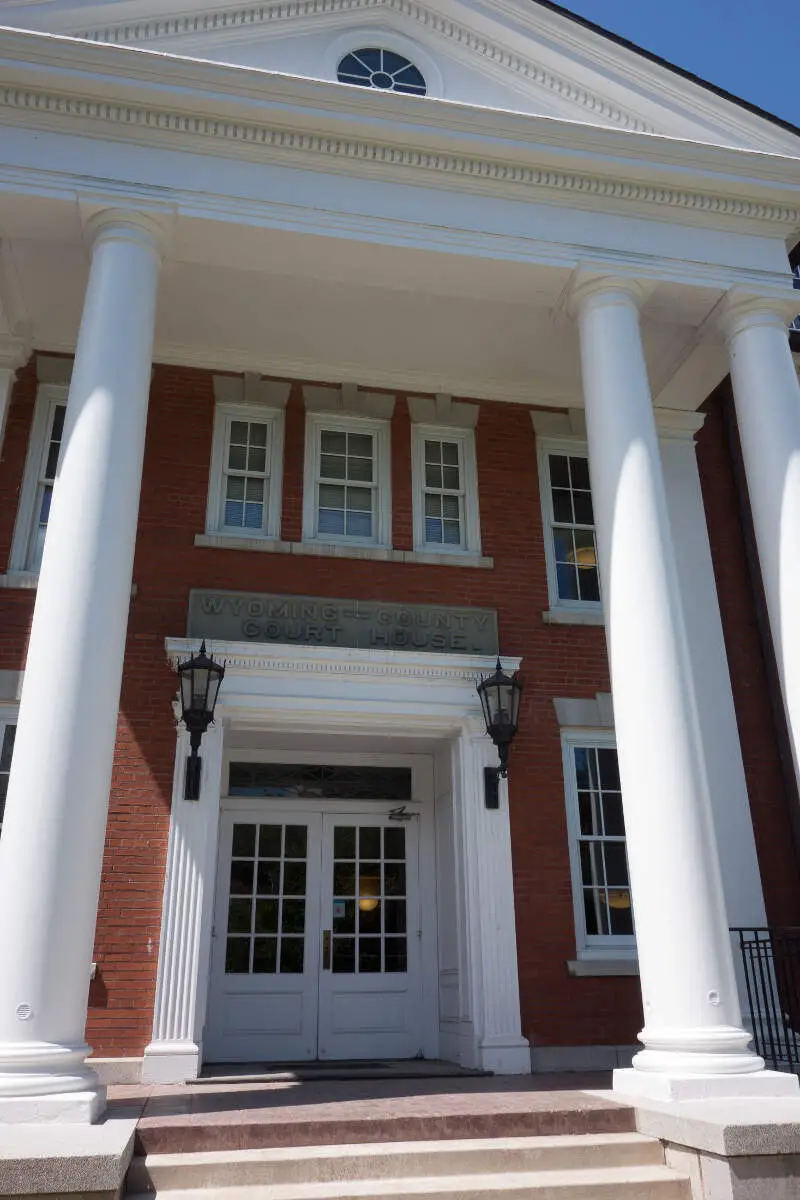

{"left": 2, "top": 85, "right": 798, "bottom": 229}
{"left": 75, "top": 0, "right": 651, "bottom": 134}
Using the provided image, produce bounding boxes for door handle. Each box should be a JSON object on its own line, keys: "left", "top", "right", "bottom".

{"left": 322, "top": 929, "right": 331, "bottom": 970}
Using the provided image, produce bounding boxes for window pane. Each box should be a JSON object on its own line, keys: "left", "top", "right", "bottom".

{"left": 283, "top": 862, "right": 307, "bottom": 896}
{"left": 334, "top": 826, "right": 356, "bottom": 858}
{"left": 603, "top": 842, "right": 629, "bottom": 887}
{"left": 442, "top": 466, "right": 460, "bottom": 490}
{"left": 359, "top": 826, "right": 381, "bottom": 859}
{"left": 578, "top": 566, "right": 600, "bottom": 603}
{"left": 228, "top": 444, "right": 247, "bottom": 471}
{"left": 348, "top": 456, "right": 373, "bottom": 482}
{"left": 346, "top": 511, "right": 372, "bottom": 538}
{"left": 230, "top": 860, "right": 254, "bottom": 895}
{"left": 321, "top": 430, "right": 347, "bottom": 454}
{"left": 556, "top": 562, "right": 579, "bottom": 601}
{"left": 578, "top": 791, "right": 602, "bottom": 836}
{"left": 442, "top": 442, "right": 459, "bottom": 466}
{"left": 319, "top": 508, "right": 345, "bottom": 536}
{"left": 228, "top": 899, "right": 252, "bottom": 933}
{"left": 384, "top": 828, "right": 405, "bottom": 859}
{"left": 385, "top": 938, "right": 407, "bottom": 972}
{"left": 569, "top": 456, "right": 591, "bottom": 489}
{"left": 426, "top": 463, "right": 443, "bottom": 489}
{"left": 332, "top": 936, "right": 356, "bottom": 973}
{"left": 443, "top": 520, "right": 461, "bottom": 546}
{"left": 320, "top": 454, "right": 347, "bottom": 480}
{"left": 280, "top": 937, "right": 304, "bottom": 973}
{"left": 609, "top": 895, "right": 634, "bottom": 935}
{"left": 425, "top": 441, "right": 442, "bottom": 464}
{"left": 225, "top": 937, "right": 250, "bottom": 973}
{"left": 254, "top": 899, "right": 278, "bottom": 933}
{"left": 359, "top": 937, "right": 382, "bottom": 972}
{"left": 573, "top": 491, "right": 594, "bottom": 526}
{"left": 598, "top": 748, "right": 620, "bottom": 790}
{"left": 552, "top": 490, "right": 573, "bottom": 523}
{"left": 252, "top": 937, "right": 278, "bottom": 973}
{"left": 425, "top": 493, "right": 442, "bottom": 518}
{"left": 349, "top": 434, "right": 373, "bottom": 458}
{"left": 602, "top": 792, "right": 625, "bottom": 837}
{"left": 584, "top": 889, "right": 609, "bottom": 936}
{"left": 425, "top": 518, "right": 443, "bottom": 543}
{"left": 549, "top": 454, "right": 570, "bottom": 487}
{"left": 259, "top": 825, "right": 282, "bottom": 857}
{"left": 232, "top": 823, "right": 256, "bottom": 857}
{"left": 580, "top": 840, "right": 605, "bottom": 888}
{"left": 247, "top": 445, "right": 267, "bottom": 473}
{"left": 285, "top": 825, "right": 308, "bottom": 858}
{"left": 281, "top": 899, "right": 305, "bottom": 934}
{"left": 573, "top": 748, "right": 590, "bottom": 789}
{"left": 347, "top": 487, "right": 372, "bottom": 512}
{"left": 257, "top": 861, "right": 281, "bottom": 894}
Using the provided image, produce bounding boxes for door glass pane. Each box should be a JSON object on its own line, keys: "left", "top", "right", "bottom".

{"left": 224, "top": 821, "right": 308, "bottom": 975}
{"left": 332, "top": 824, "right": 408, "bottom": 975}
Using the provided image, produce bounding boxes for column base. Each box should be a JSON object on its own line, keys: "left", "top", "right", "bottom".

{"left": 142, "top": 1039, "right": 200, "bottom": 1084}
{"left": 613, "top": 1066, "right": 800, "bottom": 1102}
{"left": 477, "top": 1035, "right": 531, "bottom": 1075}
{"left": 0, "top": 1087, "right": 106, "bottom": 1123}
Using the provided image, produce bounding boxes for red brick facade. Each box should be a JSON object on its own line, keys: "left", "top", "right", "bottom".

{"left": 0, "top": 356, "right": 796, "bottom": 1058}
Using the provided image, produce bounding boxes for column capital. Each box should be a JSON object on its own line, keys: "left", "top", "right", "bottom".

{"left": 718, "top": 285, "right": 799, "bottom": 341}
{"left": 566, "top": 271, "right": 651, "bottom": 320}
{"left": 82, "top": 206, "right": 174, "bottom": 260}
{"left": 0, "top": 337, "right": 29, "bottom": 373}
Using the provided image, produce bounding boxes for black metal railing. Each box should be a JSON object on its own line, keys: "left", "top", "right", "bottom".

{"left": 732, "top": 927, "right": 800, "bottom": 1073}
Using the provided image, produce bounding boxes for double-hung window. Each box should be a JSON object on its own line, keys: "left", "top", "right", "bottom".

{"left": 0, "top": 717, "right": 17, "bottom": 839}
{"left": 9, "top": 389, "right": 67, "bottom": 574}
{"left": 562, "top": 732, "right": 635, "bottom": 958}
{"left": 206, "top": 404, "right": 284, "bottom": 540}
{"left": 411, "top": 426, "right": 481, "bottom": 555}
{"left": 303, "top": 414, "right": 391, "bottom": 546}
{"left": 539, "top": 444, "right": 600, "bottom": 610}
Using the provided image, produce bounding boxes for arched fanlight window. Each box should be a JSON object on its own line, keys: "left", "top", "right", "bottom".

{"left": 337, "top": 47, "right": 427, "bottom": 96}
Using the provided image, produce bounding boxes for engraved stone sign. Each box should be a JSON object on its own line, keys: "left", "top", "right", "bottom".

{"left": 188, "top": 590, "right": 499, "bottom": 656}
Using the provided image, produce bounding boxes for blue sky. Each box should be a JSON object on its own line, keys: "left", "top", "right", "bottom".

{"left": 555, "top": 1, "right": 800, "bottom": 128}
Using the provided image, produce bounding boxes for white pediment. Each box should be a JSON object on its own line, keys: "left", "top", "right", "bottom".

{"left": 2, "top": 0, "right": 798, "bottom": 155}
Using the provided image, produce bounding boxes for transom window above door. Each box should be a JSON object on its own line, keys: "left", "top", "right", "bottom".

{"left": 228, "top": 763, "right": 413, "bottom": 801}
{"left": 337, "top": 48, "right": 427, "bottom": 96}
{"left": 303, "top": 414, "right": 391, "bottom": 546}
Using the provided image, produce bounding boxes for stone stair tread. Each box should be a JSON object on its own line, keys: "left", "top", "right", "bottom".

{"left": 133, "top": 1131, "right": 662, "bottom": 1169}
{"left": 126, "top": 1163, "right": 690, "bottom": 1200}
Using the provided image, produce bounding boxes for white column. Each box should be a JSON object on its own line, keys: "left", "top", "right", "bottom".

{"left": 457, "top": 722, "right": 530, "bottom": 1074}
{"left": 721, "top": 290, "right": 800, "bottom": 795}
{"left": 143, "top": 720, "right": 224, "bottom": 1084}
{"left": 0, "top": 211, "right": 164, "bottom": 1122}
{"left": 659, "top": 419, "right": 768, "bottom": 1019}
{"left": 0, "top": 361, "right": 21, "bottom": 461}
{"left": 573, "top": 276, "right": 794, "bottom": 1102}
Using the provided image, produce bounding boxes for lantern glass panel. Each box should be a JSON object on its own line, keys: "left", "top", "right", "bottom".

{"left": 192, "top": 667, "right": 210, "bottom": 710}
{"left": 180, "top": 669, "right": 194, "bottom": 715}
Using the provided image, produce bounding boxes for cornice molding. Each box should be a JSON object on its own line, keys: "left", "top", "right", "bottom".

{"left": 165, "top": 636, "right": 520, "bottom": 684}
{"left": 75, "top": 0, "right": 652, "bottom": 134}
{"left": 2, "top": 84, "right": 798, "bottom": 229}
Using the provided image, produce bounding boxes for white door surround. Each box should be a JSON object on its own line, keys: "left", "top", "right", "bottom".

{"left": 142, "top": 640, "right": 531, "bottom": 1083}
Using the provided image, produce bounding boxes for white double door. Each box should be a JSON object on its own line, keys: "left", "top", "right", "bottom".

{"left": 206, "top": 805, "right": 423, "bottom": 1062}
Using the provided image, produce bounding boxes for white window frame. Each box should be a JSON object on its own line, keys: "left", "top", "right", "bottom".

{"left": 205, "top": 403, "right": 285, "bottom": 541}
{"left": 537, "top": 438, "right": 601, "bottom": 613}
{"left": 0, "top": 708, "right": 18, "bottom": 839}
{"left": 302, "top": 412, "right": 392, "bottom": 547}
{"left": 9, "top": 384, "right": 68, "bottom": 574}
{"left": 411, "top": 424, "right": 481, "bottom": 556}
{"left": 561, "top": 728, "right": 636, "bottom": 961}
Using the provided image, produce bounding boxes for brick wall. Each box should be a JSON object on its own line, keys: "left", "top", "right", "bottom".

{"left": 4, "top": 356, "right": 794, "bottom": 1059}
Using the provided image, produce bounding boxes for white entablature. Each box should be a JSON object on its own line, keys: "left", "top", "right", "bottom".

{"left": 1, "top": 0, "right": 798, "bottom": 153}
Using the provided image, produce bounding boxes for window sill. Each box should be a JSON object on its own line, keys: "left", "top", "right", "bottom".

{"left": 0, "top": 571, "right": 39, "bottom": 590}
{"left": 566, "top": 958, "right": 639, "bottom": 977}
{"left": 0, "top": 573, "right": 139, "bottom": 598}
{"left": 543, "top": 607, "right": 604, "bottom": 627}
{"left": 195, "top": 534, "right": 494, "bottom": 569}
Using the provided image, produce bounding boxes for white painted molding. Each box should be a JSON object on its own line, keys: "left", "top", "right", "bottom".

{"left": 166, "top": 637, "right": 520, "bottom": 682}
{"left": 2, "top": 84, "right": 799, "bottom": 230}
{"left": 74, "top": 0, "right": 651, "bottom": 134}
{"left": 212, "top": 373, "right": 291, "bottom": 409}
{"left": 530, "top": 408, "right": 586, "bottom": 438}
{"left": 302, "top": 383, "right": 395, "bottom": 420}
{"left": 35, "top": 354, "right": 72, "bottom": 386}
{"left": 407, "top": 395, "right": 479, "bottom": 429}
{"left": 553, "top": 693, "right": 614, "bottom": 730}
{"left": 566, "top": 959, "right": 639, "bottom": 977}
{"left": 143, "top": 722, "right": 225, "bottom": 1084}
{"left": 542, "top": 608, "right": 604, "bottom": 626}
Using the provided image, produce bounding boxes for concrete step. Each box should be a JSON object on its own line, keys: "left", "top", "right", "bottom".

{"left": 126, "top": 1162, "right": 690, "bottom": 1200}
{"left": 133, "top": 1098, "right": 636, "bottom": 1156}
{"left": 127, "top": 1134, "right": 665, "bottom": 1192}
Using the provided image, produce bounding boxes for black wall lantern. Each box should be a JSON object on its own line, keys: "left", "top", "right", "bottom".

{"left": 176, "top": 641, "right": 225, "bottom": 800}
{"left": 477, "top": 657, "right": 523, "bottom": 780}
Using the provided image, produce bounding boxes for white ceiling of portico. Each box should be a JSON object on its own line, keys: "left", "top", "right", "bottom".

{"left": 1, "top": 0, "right": 797, "bottom": 154}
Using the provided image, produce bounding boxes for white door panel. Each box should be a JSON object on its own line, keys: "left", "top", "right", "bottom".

{"left": 318, "top": 816, "right": 423, "bottom": 1060}
{"left": 205, "top": 811, "right": 322, "bottom": 1062}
